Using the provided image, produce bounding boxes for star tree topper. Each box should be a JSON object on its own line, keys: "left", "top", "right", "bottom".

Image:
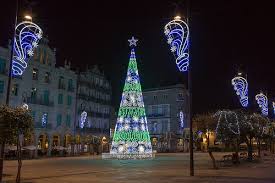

{"left": 128, "top": 36, "right": 138, "bottom": 47}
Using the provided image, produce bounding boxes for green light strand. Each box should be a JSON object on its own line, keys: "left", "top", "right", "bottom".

{"left": 113, "top": 131, "right": 151, "bottom": 142}
{"left": 118, "top": 107, "right": 146, "bottom": 117}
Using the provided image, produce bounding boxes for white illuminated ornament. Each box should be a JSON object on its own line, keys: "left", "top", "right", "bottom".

{"left": 12, "top": 21, "right": 43, "bottom": 76}
{"left": 255, "top": 93, "right": 268, "bottom": 116}
{"left": 128, "top": 36, "right": 138, "bottom": 47}
{"left": 22, "top": 103, "right": 28, "bottom": 110}
{"left": 231, "top": 75, "right": 248, "bottom": 107}
{"left": 80, "top": 111, "right": 87, "bottom": 128}
{"left": 179, "top": 111, "right": 184, "bottom": 128}
{"left": 41, "top": 113, "right": 47, "bottom": 127}
{"left": 138, "top": 145, "right": 145, "bottom": 153}
{"left": 164, "top": 17, "right": 189, "bottom": 72}
{"left": 273, "top": 102, "right": 275, "bottom": 116}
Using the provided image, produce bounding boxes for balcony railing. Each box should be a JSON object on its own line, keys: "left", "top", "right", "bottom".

{"left": 27, "top": 97, "right": 54, "bottom": 107}
{"left": 34, "top": 122, "right": 52, "bottom": 129}
{"left": 76, "top": 127, "right": 109, "bottom": 134}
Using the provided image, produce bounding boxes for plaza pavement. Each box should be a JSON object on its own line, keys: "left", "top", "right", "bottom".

{"left": 2, "top": 152, "right": 275, "bottom": 183}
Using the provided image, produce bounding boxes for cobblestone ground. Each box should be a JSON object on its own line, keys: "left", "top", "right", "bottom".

{"left": 3, "top": 152, "right": 275, "bottom": 183}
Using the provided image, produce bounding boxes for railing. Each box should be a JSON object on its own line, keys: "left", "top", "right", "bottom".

{"left": 77, "top": 94, "right": 111, "bottom": 105}
{"left": 147, "top": 113, "right": 170, "bottom": 118}
{"left": 34, "top": 122, "right": 52, "bottom": 129}
{"left": 27, "top": 97, "right": 54, "bottom": 106}
{"left": 76, "top": 126, "right": 109, "bottom": 134}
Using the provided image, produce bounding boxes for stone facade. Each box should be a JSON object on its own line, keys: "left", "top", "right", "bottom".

{"left": 0, "top": 38, "right": 112, "bottom": 157}
{"left": 143, "top": 84, "right": 190, "bottom": 152}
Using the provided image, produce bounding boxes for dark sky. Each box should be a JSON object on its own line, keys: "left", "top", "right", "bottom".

{"left": 1, "top": 0, "right": 275, "bottom": 114}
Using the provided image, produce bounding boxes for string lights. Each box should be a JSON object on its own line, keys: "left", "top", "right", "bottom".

{"left": 164, "top": 16, "right": 189, "bottom": 72}
{"left": 110, "top": 37, "right": 152, "bottom": 159}
{"left": 255, "top": 93, "right": 268, "bottom": 116}
{"left": 214, "top": 110, "right": 240, "bottom": 135}
{"left": 12, "top": 21, "right": 43, "bottom": 76}
{"left": 231, "top": 75, "right": 248, "bottom": 107}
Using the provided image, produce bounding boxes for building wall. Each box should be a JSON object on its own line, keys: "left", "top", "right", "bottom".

{"left": 143, "top": 84, "right": 189, "bottom": 152}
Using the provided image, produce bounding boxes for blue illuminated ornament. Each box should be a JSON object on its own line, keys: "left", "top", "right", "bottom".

{"left": 80, "top": 111, "right": 87, "bottom": 128}
{"left": 12, "top": 21, "right": 43, "bottom": 76}
{"left": 41, "top": 113, "right": 47, "bottom": 127}
{"left": 255, "top": 93, "right": 268, "bottom": 116}
{"left": 164, "top": 16, "right": 189, "bottom": 72}
{"left": 231, "top": 75, "right": 248, "bottom": 107}
{"left": 273, "top": 102, "right": 275, "bottom": 116}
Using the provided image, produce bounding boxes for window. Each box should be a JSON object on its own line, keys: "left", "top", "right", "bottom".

{"left": 56, "top": 114, "right": 62, "bottom": 127}
{"left": 153, "top": 95, "right": 157, "bottom": 100}
{"left": 58, "top": 94, "right": 63, "bottom": 104}
{"left": 11, "top": 84, "right": 19, "bottom": 96}
{"left": 152, "top": 105, "right": 157, "bottom": 115}
{"left": 44, "top": 72, "right": 50, "bottom": 83}
{"left": 162, "top": 120, "right": 168, "bottom": 133}
{"left": 163, "top": 104, "right": 169, "bottom": 116}
{"left": 58, "top": 76, "right": 65, "bottom": 89}
{"left": 43, "top": 90, "right": 49, "bottom": 104}
{"left": 32, "top": 68, "right": 38, "bottom": 80}
{"left": 66, "top": 115, "right": 71, "bottom": 127}
{"left": 163, "top": 94, "right": 168, "bottom": 100}
{"left": 0, "top": 81, "right": 4, "bottom": 93}
{"left": 68, "top": 79, "right": 73, "bottom": 91}
{"left": 177, "top": 93, "right": 184, "bottom": 101}
{"left": 31, "top": 88, "right": 37, "bottom": 100}
{"left": 0, "top": 58, "right": 6, "bottom": 74}
{"left": 67, "top": 95, "right": 72, "bottom": 105}
{"left": 31, "top": 111, "right": 36, "bottom": 121}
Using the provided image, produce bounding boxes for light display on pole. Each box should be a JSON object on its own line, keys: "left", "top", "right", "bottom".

{"left": 80, "top": 111, "right": 87, "bottom": 129}
{"left": 255, "top": 93, "right": 268, "bottom": 116}
{"left": 231, "top": 74, "right": 248, "bottom": 107}
{"left": 179, "top": 111, "right": 184, "bottom": 129}
{"left": 41, "top": 113, "right": 47, "bottom": 127}
{"left": 110, "top": 36, "right": 153, "bottom": 159}
{"left": 12, "top": 21, "right": 43, "bottom": 76}
{"left": 273, "top": 102, "right": 275, "bottom": 116}
{"left": 164, "top": 16, "right": 189, "bottom": 72}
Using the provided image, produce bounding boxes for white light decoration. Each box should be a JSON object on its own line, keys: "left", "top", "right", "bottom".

{"left": 110, "top": 37, "right": 152, "bottom": 159}
{"left": 214, "top": 110, "right": 240, "bottom": 135}
{"left": 255, "top": 93, "right": 268, "bottom": 116}
{"left": 273, "top": 102, "right": 275, "bottom": 116}
{"left": 231, "top": 75, "right": 248, "bottom": 107}
{"left": 41, "top": 113, "right": 47, "bottom": 127}
{"left": 80, "top": 111, "right": 87, "bottom": 128}
{"left": 12, "top": 21, "right": 43, "bottom": 76}
{"left": 164, "top": 16, "right": 189, "bottom": 72}
{"left": 22, "top": 103, "right": 29, "bottom": 110}
{"left": 179, "top": 111, "right": 184, "bottom": 128}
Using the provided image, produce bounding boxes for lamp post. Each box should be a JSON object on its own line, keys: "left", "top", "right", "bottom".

{"left": 164, "top": 2, "right": 194, "bottom": 175}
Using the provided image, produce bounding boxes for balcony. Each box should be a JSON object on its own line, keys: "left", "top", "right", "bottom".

{"left": 58, "top": 83, "right": 66, "bottom": 90}
{"left": 34, "top": 122, "right": 52, "bottom": 129}
{"left": 27, "top": 97, "right": 54, "bottom": 107}
{"left": 147, "top": 113, "right": 169, "bottom": 118}
{"left": 76, "top": 127, "right": 109, "bottom": 134}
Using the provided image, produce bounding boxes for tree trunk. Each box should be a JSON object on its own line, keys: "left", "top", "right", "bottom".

{"left": 247, "top": 137, "right": 253, "bottom": 161}
{"left": 233, "top": 138, "right": 240, "bottom": 164}
{"left": 16, "top": 137, "right": 22, "bottom": 183}
{"left": 0, "top": 142, "right": 5, "bottom": 182}
{"left": 257, "top": 139, "right": 261, "bottom": 158}
{"left": 208, "top": 150, "right": 217, "bottom": 169}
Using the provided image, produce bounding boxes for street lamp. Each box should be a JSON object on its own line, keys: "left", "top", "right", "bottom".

{"left": 164, "top": 7, "right": 194, "bottom": 176}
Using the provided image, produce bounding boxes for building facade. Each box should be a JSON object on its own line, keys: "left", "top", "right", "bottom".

{"left": 143, "top": 84, "right": 190, "bottom": 152}
{"left": 0, "top": 38, "right": 112, "bottom": 157}
{"left": 75, "top": 66, "right": 112, "bottom": 154}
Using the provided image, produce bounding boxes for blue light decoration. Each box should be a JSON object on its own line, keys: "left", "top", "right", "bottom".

{"left": 231, "top": 75, "right": 248, "bottom": 107}
{"left": 273, "top": 102, "right": 275, "bottom": 116}
{"left": 179, "top": 111, "right": 184, "bottom": 128}
{"left": 80, "top": 111, "right": 87, "bottom": 128}
{"left": 41, "top": 113, "right": 47, "bottom": 127}
{"left": 255, "top": 93, "right": 268, "bottom": 116}
{"left": 12, "top": 21, "right": 43, "bottom": 76}
{"left": 164, "top": 16, "right": 189, "bottom": 72}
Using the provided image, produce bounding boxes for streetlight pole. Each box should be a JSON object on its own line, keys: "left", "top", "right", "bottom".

{"left": 186, "top": 0, "right": 194, "bottom": 176}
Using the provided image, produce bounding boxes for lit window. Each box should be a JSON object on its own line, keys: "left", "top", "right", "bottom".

{"left": 32, "top": 68, "right": 38, "bottom": 80}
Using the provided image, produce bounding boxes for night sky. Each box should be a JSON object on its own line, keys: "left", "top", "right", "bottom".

{"left": 1, "top": 0, "right": 275, "bottom": 114}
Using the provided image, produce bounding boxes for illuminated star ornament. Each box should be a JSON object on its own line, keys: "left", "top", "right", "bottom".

{"left": 164, "top": 16, "right": 189, "bottom": 72}
{"left": 255, "top": 93, "right": 268, "bottom": 116}
{"left": 110, "top": 37, "right": 152, "bottom": 159}
{"left": 12, "top": 21, "right": 43, "bottom": 76}
{"left": 231, "top": 74, "right": 248, "bottom": 107}
{"left": 128, "top": 36, "right": 138, "bottom": 47}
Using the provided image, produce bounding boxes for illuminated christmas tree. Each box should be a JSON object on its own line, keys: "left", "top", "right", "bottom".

{"left": 110, "top": 37, "right": 153, "bottom": 159}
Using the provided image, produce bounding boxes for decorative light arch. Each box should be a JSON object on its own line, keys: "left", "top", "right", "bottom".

{"left": 164, "top": 17, "right": 189, "bottom": 72}
{"left": 231, "top": 75, "right": 248, "bottom": 107}
{"left": 255, "top": 93, "right": 268, "bottom": 116}
{"left": 12, "top": 21, "right": 43, "bottom": 76}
